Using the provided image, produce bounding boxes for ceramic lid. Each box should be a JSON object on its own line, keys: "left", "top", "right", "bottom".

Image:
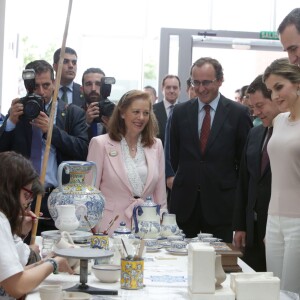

{"left": 112, "top": 222, "right": 135, "bottom": 239}
{"left": 142, "top": 196, "right": 157, "bottom": 207}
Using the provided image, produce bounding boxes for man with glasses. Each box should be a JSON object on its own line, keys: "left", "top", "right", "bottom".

{"left": 0, "top": 59, "right": 88, "bottom": 234}
{"left": 53, "top": 47, "right": 84, "bottom": 107}
{"left": 169, "top": 57, "right": 252, "bottom": 242}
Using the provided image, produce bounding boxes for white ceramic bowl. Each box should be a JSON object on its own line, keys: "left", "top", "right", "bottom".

{"left": 92, "top": 264, "right": 121, "bottom": 283}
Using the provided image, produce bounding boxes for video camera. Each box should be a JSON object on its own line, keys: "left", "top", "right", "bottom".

{"left": 20, "top": 69, "right": 45, "bottom": 120}
{"left": 96, "top": 76, "right": 116, "bottom": 122}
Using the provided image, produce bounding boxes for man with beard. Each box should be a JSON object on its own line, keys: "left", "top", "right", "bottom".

{"left": 277, "top": 8, "right": 300, "bottom": 66}
{"left": 81, "top": 68, "right": 114, "bottom": 140}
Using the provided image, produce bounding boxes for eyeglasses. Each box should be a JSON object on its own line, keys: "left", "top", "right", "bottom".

{"left": 191, "top": 79, "right": 217, "bottom": 88}
{"left": 22, "top": 187, "right": 34, "bottom": 202}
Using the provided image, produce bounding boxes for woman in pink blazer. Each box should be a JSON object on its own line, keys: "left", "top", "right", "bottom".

{"left": 86, "top": 90, "right": 167, "bottom": 234}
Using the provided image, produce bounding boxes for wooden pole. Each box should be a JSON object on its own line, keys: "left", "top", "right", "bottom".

{"left": 30, "top": 0, "right": 73, "bottom": 245}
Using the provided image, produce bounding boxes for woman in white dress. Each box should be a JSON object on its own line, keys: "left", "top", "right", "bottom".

{"left": 263, "top": 58, "right": 300, "bottom": 295}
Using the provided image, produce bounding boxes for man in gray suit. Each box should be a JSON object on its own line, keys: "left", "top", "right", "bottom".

{"left": 53, "top": 47, "right": 84, "bottom": 107}
{"left": 153, "top": 74, "right": 181, "bottom": 147}
{"left": 169, "top": 57, "right": 252, "bottom": 242}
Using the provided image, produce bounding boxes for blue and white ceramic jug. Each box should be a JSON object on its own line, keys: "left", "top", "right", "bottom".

{"left": 48, "top": 161, "right": 105, "bottom": 231}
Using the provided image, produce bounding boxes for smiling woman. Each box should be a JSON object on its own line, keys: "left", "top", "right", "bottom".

{"left": 262, "top": 57, "right": 300, "bottom": 295}
{"left": 86, "top": 89, "right": 168, "bottom": 235}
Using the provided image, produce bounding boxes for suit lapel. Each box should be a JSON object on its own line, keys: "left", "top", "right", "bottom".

{"left": 55, "top": 100, "right": 68, "bottom": 129}
{"left": 105, "top": 139, "right": 133, "bottom": 193}
{"left": 187, "top": 99, "right": 201, "bottom": 151}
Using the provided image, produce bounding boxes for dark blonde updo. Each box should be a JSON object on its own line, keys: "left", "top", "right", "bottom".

{"left": 108, "top": 90, "right": 159, "bottom": 147}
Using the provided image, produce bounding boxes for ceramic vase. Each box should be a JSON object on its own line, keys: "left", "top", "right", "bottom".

{"left": 48, "top": 161, "right": 105, "bottom": 231}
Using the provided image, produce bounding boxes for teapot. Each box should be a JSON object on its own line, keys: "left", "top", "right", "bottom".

{"left": 132, "top": 196, "right": 161, "bottom": 239}
{"left": 54, "top": 204, "right": 80, "bottom": 233}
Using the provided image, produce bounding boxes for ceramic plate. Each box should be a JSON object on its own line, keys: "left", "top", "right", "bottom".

{"left": 63, "top": 291, "right": 91, "bottom": 300}
{"left": 166, "top": 248, "right": 188, "bottom": 256}
{"left": 146, "top": 245, "right": 164, "bottom": 252}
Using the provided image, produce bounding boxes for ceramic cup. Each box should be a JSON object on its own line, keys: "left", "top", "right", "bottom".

{"left": 39, "top": 284, "right": 63, "bottom": 300}
{"left": 167, "top": 235, "right": 184, "bottom": 243}
{"left": 143, "top": 238, "right": 158, "bottom": 248}
{"left": 121, "top": 258, "right": 144, "bottom": 290}
{"left": 170, "top": 240, "right": 187, "bottom": 251}
{"left": 90, "top": 233, "right": 109, "bottom": 250}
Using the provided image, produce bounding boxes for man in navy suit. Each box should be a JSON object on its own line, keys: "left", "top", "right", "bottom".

{"left": 169, "top": 57, "right": 252, "bottom": 242}
{"left": 233, "top": 75, "right": 280, "bottom": 271}
{"left": 0, "top": 60, "right": 88, "bottom": 234}
{"left": 153, "top": 74, "right": 181, "bottom": 147}
{"left": 53, "top": 47, "right": 84, "bottom": 107}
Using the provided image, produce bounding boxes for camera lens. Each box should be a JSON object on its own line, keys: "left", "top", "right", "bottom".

{"left": 24, "top": 100, "right": 41, "bottom": 120}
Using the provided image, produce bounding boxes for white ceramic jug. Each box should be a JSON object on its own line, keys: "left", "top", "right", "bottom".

{"left": 55, "top": 204, "right": 80, "bottom": 232}
{"left": 53, "top": 231, "right": 80, "bottom": 268}
{"left": 160, "top": 213, "right": 179, "bottom": 237}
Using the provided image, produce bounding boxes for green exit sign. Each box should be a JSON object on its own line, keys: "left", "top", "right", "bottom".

{"left": 260, "top": 31, "right": 279, "bottom": 40}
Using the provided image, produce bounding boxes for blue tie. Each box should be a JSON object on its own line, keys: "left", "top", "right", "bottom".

{"left": 31, "top": 126, "right": 43, "bottom": 174}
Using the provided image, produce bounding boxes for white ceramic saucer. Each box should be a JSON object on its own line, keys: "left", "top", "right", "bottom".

{"left": 166, "top": 248, "right": 188, "bottom": 256}
{"left": 146, "top": 245, "right": 163, "bottom": 252}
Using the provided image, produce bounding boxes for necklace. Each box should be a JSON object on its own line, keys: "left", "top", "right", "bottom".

{"left": 130, "top": 146, "right": 137, "bottom": 152}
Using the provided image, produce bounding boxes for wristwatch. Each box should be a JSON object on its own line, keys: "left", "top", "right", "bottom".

{"left": 45, "top": 258, "right": 59, "bottom": 274}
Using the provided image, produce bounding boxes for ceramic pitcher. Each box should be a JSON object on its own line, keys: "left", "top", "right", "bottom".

{"left": 48, "top": 161, "right": 105, "bottom": 231}
{"left": 160, "top": 213, "right": 179, "bottom": 237}
{"left": 133, "top": 196, "right": 161, "bottom": 239}
{"left": 54, "top": 204, "right": 79, "bottom": 232}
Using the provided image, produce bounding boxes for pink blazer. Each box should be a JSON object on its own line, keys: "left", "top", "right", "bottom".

{"left": 86, "top": 134, "right": 167, "bottom": 235}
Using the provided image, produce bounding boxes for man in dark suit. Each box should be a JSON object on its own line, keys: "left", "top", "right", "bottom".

{"left": 169, "top": 57, "right": 252, "bottom": 242}
{"left": 153, "top": 74, "right": 181, "bottom": 147}
{"left": 53, "top": 47, "right": 84, "bottom": 107}
{"left": 0, "top": 60, "right": 88, "bottom": 234}
{"left": 233, "top": 75, "right": 280, "bottom": 271}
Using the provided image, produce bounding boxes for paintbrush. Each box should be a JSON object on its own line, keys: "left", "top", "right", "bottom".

{"left": 103, "top": 215, "right": 119, "bottom": 235}
{"left": 31, "top": 216, "right": 52, "bottom": 220}
{"left": 84, "top": 215, "right": 96, "bottom": 234}
{"left": 121, "top": 238, "right": 129, "bottom": 258}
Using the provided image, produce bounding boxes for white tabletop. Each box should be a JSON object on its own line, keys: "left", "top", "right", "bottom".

{"left": 27, "top": 238, "right": 297, "bottom": 300}
{"left": 26, "top": 245, "right": 254, "bottom": 300}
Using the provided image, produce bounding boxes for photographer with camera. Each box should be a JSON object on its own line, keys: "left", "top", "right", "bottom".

{"left": 81, "top": 67, "right": 116, "bottom": 140}
{"left": 0, "top": 59, "right": 89, "bottom": 234}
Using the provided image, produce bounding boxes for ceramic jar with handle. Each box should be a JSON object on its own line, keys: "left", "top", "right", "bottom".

{"left": 48, "top": 161, "right": 105, "bottom": 231}
{"left": 54, "top": 204, "right": 79, "bottom": 232}
{"left": 133, "top": 196, "right": 161, "bottom": 239}
{"left": 160, "top": 213, "right": 180, "bottom": 237}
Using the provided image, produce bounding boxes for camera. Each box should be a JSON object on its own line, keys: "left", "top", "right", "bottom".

{"left": 96, "top": 77, "right": 116, "bottom": 122}
{"left": 20, "top": 69, "right": 45, "bottom": 120}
